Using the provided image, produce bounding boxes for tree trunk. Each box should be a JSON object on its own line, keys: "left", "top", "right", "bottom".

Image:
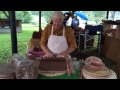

{"left": 2, "top": 11, "right": 9, "bottom": 19}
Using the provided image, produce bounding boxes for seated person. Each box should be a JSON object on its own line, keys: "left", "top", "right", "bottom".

{"left": 27, "top": 31, "right": 45, "bottom": 58}
{"left": 40, "top": 11, "right": 77, "bottom": 58}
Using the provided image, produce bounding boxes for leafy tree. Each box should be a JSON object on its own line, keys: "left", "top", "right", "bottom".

{"left": 41, "top": 11, "right": 76, "bottom": 23}
{"left": 41, "top": 11, "right": 107, "bottom": 24}
{"left": 0, "top": 11, "right": 33, "bottom": 23}
{"left": 81, "top": 11, "right": 107, "bottom": 24}
{"left": 22, "top": 12, "right": 33, "bottom": 23}
{"left": 41, "top": 11, "right": 54, "bottom": 21}
{"left": 0, "top": 11, "right": 9, "bottom": 19}
{"left": 16, "top": 11, "right": 33, "bottom": 23}
{"left": 31, "top": 11, "right": 39, "bottom": 15}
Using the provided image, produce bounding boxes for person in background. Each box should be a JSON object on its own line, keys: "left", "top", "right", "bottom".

{"left": 71, "top": 15, "right": 79, "bottom": 32}
{"left": 63, "top": 12, "right": 71, "bottom": 26}
{"left": 27, "top": 31, "right": 45, "bottom": 58}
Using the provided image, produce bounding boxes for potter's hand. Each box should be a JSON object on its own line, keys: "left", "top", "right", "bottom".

{"left": 56, "top": 53, "right": 67, "bottom": 58}
{"left": 43, "top": 52, "right": 54, "bottom": 58}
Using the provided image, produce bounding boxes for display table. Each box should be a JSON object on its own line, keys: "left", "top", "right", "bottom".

{"left": 22, "top": 56, "right": 80, "bottom": 79}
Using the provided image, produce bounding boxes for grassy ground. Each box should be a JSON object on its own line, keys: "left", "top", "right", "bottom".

{"left": 0, "top": 23, "right": 39, "bottom": 64}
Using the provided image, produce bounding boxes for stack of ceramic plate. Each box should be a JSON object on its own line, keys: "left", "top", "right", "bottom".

{"left": 82, "top": 67, "right": 117, "bottom": 79}
{"left": 0, "top": 63, "right": 16, "bottom": 79}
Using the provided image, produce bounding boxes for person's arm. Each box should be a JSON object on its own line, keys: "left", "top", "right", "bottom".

{"left": 40, "top": 25, "right": 54, "bottom": 57}
{"left": 27, "top": 39, "right": 34, "bottom": 52}
{"left": 41, "top": 44, "right": 54, "bottom": 57}
{"left": 57, "top": 48, "right": 75, "bottom": 57}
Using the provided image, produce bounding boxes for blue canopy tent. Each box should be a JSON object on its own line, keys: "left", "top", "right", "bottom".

{"left": 74, "top": 11, "right": 88, "bottom": 20}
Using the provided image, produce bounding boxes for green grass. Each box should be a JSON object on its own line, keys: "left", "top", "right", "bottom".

{"left": 0, "top": 23, "right": 40, "bottom": 64}
{"left": 22, "top": 23, "right": 39, "bottom": 31}
{"left": 94, "top": 35, "right": 99, "bottom": 47}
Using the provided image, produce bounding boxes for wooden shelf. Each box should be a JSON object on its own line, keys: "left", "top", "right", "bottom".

{"left": 103, "top": 20, "right": 120, "bottom": 25}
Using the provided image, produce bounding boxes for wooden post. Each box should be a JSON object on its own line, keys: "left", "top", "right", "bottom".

{"left": 39, "top": 11, "right": 41, "bottom": 31}
{"left": 9, "top": 11, "right": 18, "bottom": 55}
{"left": 115, "top": 25, "right": 120, "bottom": 39}
{"left": 106, "top": 11, "right": 109, "bottom": 19}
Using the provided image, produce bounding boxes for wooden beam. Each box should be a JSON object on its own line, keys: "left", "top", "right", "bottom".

{"left": 39, "top": 11, "right": 41, "bottom": 31}
{"left": 106, "top": 11, "right": 109, "bottom": 19}
{"left": 9, "top": 11, "right": 18, "bottom": 55}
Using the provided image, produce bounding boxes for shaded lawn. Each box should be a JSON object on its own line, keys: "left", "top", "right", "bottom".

{"left": 0, "top": 24, "right": 39, "bottom": 64}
